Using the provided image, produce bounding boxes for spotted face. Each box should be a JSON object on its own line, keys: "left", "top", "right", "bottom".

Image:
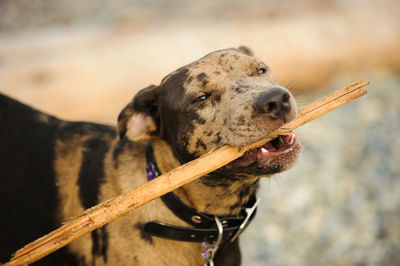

{"left": 118, "top": 47, "right": 301, "bottom": 177}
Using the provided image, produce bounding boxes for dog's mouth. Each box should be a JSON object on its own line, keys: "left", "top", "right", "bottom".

{"left": 227, "top": 134, "right": 301, "bottom": 175}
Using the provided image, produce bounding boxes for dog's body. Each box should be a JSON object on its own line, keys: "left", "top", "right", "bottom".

{"left": 0, "top": 47, "right": 301, "bottom": 265}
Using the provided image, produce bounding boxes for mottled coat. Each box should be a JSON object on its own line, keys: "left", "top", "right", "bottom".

{"left": 0, "top": 47, "right": 301, "bottom": 265}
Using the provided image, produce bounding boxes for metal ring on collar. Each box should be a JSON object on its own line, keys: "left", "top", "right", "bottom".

{"left": 214, "top": 216, "right": 223, "bottom": 248}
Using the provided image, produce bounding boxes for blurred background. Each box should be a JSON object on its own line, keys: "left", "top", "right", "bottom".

{"left": 0, "top": 0, "right": 399, "bottom": 265}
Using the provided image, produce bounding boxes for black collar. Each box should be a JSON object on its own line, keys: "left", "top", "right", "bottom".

{"left": 143, "top": 142, "right": 260, "bottom": 244}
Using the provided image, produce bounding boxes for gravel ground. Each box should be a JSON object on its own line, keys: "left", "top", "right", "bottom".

{"left": 241, "top": 75, "right": 400, "bottom": 266}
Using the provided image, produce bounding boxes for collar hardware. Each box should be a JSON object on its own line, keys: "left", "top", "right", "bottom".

{"left": 143, "top": 142, "right": 259, "bottom": 244}
{"left": 230, "top": 198, "right": 260, "bottom": 242}
{"left": 191, "top": 215, "right": 202, "bottom": 224}
{"left": 201, "top": 216, "right": 223, "bottom": 266}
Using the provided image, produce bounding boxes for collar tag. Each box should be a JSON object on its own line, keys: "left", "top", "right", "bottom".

{"left": 146, "top": 163, "right": 159, "bottom": 181}
{"left": 201, "top": 216, "right": 223, "bottom": 266}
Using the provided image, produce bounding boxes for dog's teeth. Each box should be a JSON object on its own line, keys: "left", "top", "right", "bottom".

{"left": 288, "top": 134, "right": 295, "bottom": 145}
{"left": 279, "top": 136, "right": 284, "bottom": 144}
{"left": 257, "top": 147, "right": 269, "bottom": 161}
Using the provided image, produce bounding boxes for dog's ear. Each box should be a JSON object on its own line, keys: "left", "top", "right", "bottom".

{"left": 238, "top": 46, "right": 254, "bottom": 56}
{"left": 117, "top": 85, "right": 161, "bottom": 141}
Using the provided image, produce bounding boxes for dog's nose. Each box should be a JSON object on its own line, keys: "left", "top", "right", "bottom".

{"left": 254, "top": 88, "right": 291, "bottom": 120}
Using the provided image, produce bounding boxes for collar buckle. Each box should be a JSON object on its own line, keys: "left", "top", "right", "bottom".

{"left": 144, "top": 142, "right": 260, "bottom": 244}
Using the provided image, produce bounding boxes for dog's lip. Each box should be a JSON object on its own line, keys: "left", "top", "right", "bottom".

{"left": 229, "top": 134, "right": 300, "bottom": 168}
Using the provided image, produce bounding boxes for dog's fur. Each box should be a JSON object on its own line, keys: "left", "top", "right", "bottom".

{"left": 0, "top": 47, "right": 301, "bottom": 265}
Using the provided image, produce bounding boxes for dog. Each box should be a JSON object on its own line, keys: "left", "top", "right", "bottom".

{"left": 0, "top": 46, "right": 301, "bottom": 265}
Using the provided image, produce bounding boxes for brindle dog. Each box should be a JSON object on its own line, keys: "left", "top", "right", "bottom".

{"left": 0, "top": 46, "right": 301, "bottom": 265}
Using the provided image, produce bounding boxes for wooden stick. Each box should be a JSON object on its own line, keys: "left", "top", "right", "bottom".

{"left": 4, "top": 81, "right": 369, "bottom": 266}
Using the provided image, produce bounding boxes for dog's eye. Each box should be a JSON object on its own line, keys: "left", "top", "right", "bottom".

{"left": 257, "top": 67, "right": 267, "bottom": 74}
{"left": 193, "top": 94, "right": 210, "bottom": 103}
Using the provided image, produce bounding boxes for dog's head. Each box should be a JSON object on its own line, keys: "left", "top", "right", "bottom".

{"left": 118, "top": 47, "right": 301, "bottom": 177}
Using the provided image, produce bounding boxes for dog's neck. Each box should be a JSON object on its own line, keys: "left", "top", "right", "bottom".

{"left": 152, "top": 139, "right": 259, "bottom": 216}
